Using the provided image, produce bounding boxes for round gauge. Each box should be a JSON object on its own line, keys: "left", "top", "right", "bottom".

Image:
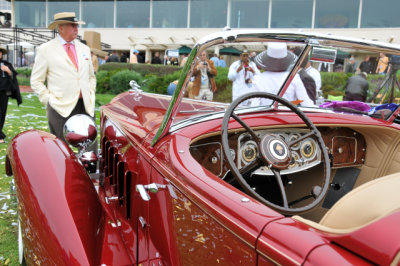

{"left": 241, "top": 142, "right": 257, "bottom": 163}
{"left": 300, "top": 138, "right": 316, "bottom": 160}
{"left": 288, "top": 133, "right": 301, "bottom": 150}
{"left": 289, "top": 151, "right": 300, "bottom": 168}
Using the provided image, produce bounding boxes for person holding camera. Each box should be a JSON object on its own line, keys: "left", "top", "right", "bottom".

{"left": 228, "top": 50, "right": 260, "bottom": 105}
{"left": 192, "top": 51, "right": 217, "bottom": 100}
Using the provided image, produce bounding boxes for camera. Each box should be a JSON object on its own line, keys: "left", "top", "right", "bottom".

{"left": 390, "top": 55, "right": 400, "bottom": 69}
{"left": 203, "top": 62, "right": 207, "bottom": 65}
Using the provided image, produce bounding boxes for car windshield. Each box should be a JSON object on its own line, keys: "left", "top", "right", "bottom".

{"left": 152, "top": 31, "right": 400, "bottom": 145}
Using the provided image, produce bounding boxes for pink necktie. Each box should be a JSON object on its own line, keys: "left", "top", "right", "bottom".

{"left": 65, "top": 43, "right": 82, "bottom": 98}
{"left": 65, "top": 43, "right": 78, "bottom": 70}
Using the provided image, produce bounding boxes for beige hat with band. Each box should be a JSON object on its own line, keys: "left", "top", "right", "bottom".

{"left": 48, "top": 12, "right": 85, "bottom": 30}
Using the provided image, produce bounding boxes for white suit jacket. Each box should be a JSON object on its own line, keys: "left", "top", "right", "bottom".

{"left": 31, "top": 38, "right": 96, "bottom": 117}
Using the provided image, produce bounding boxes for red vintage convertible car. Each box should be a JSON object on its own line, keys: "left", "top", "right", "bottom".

{"left": 6, "top": 30, "right": 400, "bottom": 265}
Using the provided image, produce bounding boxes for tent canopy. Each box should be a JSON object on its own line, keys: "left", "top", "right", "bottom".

{"left": 179, "top": 45, "right": 192, "bottom": 55}
{"left": 336, "top": 49, "right": 350, "bottom": 59}
{"left": 219, "top": 47, "right": 242, "bottom": 55}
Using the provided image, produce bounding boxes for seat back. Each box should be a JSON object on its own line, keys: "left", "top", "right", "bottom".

{"left": 319, "top": 172, "right": 400, "bottom": 230}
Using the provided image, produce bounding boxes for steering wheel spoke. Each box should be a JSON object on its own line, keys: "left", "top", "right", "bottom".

{"left": 271, "top": 169, "right": 289, "bottom": 208}
{"left": 232, "top": 112, "right": 260, "bottom": 143}
{"left": 239, "top": 156, "right": 263, "bottom": 176}
{"left": 287, "top": 130, "right": 315, "bottom": 147}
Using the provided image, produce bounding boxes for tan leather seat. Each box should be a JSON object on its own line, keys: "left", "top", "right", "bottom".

{"left": 293, "top": 172, "right": 400, "bottom": 233}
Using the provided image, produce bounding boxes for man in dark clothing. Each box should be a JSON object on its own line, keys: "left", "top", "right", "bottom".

{"left": 298, "top": 69, "right": 316, "bottom": 103}
{"left": 0, "top": 46, "right": 22, "bottom": 143}
{"left": 357, "top": 55, "right": 374, "bottom": 74}
{"left": 120, "top": 52, "right": 127, "bottom": 63}
{"left": 151, "top": 52, "right": 162, "bottom": 64}
{"left": 344, "top": 72, "right": 369, "bottom": 102}
{"left": 135, "top": 51, "right": 144, "bottom": 63}
{"left": 106, "top": 51, "right": 119, "bottom": 62}
{"left": 292, "top": 47, "right": 317, "bottom": 103}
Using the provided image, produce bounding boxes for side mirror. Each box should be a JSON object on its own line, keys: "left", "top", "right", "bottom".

{"left": 310, "top": 46, "right": 337, "bottom": 63}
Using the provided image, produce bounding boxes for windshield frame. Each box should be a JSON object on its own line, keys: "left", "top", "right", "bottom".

{"left": 151, "top": 29, "right": 400, "bottom": 146}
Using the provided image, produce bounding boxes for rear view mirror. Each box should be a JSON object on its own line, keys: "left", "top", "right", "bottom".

{"left": 310, "top": 46, "right": 337, "bottom": 63}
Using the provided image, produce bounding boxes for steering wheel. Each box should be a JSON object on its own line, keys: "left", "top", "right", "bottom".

{"left": 221, "top": 92, "right": 331, "bottom": 215}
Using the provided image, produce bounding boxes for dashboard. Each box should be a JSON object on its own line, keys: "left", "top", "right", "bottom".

{"left": 189, "top": 127, "right": 366, "bottom": 178}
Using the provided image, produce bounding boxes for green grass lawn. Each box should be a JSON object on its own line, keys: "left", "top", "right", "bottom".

{"left": 0, "top": 92, "right": 115, "bottom": 265}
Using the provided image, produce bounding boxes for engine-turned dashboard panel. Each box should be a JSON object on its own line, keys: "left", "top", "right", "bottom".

{"left": 189, "top": 127, "right": 366, "bottom": 178}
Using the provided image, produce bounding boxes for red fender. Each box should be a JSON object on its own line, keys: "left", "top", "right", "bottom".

{"left": 7, "top": 130, "right": 104, "bottom": 265}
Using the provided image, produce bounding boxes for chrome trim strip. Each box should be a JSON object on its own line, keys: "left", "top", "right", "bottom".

{"left": 169, "top": 105, "right": 364, "bottom": 133}
{"left": 257, "top": 237, "right": 302, "bottom": 265}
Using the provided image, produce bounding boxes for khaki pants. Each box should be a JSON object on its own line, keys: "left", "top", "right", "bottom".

{"left": 194, "top": 88, "right": 213, "bottom": 101}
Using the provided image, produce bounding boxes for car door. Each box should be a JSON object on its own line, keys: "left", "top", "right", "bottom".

{"left": 135, "top": 139, "right": 260, "bottom": 265}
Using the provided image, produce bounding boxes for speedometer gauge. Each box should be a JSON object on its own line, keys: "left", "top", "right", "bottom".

{"left": 300, "top": 138, "right": 316, "bottom": 160}
{"left": 241, "top": 141, "right": 257, "bottom": 163}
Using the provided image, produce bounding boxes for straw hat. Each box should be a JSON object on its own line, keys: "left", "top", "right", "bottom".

{"left": 254, "top": 42, "right": 295, "bottom": 72}
{"left": 0, "top": 46, "right": 7, "bottom": 55}
{"left": 48, "top": 12, "right": 85, "bottom": 30}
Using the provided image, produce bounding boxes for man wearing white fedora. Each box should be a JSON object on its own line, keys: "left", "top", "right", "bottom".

{"left": 30, "top": 12, "right": 96, "bottom": 145}
{"left": 253, "top": 42, "right": 314, "bottom": 107}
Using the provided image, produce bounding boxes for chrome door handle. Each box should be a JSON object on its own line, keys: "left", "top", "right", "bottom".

{"left": 105, "top": 196, "right": 119, "bottom": 204}
{"left": 145, "top": 183, "right": 166, "bottom": 193}
{"left": 136, "top": 183, "right": 167, "bottom": 201}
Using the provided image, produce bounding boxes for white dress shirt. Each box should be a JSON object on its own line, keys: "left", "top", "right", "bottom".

{"left": 253, "top": 71, "right": 314, "bottom": 107}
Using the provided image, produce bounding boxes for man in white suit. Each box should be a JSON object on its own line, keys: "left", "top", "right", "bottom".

{"left": 31, "top": 12, "right": 96, "bottom": 144}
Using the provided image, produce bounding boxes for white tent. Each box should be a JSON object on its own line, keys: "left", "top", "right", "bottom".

{"left": 6, "top": 41, "right": 34, "bottom": 49}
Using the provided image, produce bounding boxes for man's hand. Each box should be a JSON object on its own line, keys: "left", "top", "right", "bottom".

{"left": 1, "top": 65, "right": 11, "bottom": 76}
{"left": 198, "top": 61, "right": 208, "bottom": 70}
{"left": 247, "top": 66, "right": 255, "bottom": 73}
{"left": 237, "top": 62, "right": 246, "bottom": 72}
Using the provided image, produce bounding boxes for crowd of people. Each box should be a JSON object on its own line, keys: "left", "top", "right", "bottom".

{"left": 188, "top": 43, "right": 379, "bottom": 107}
{"left": 151, "top": 44, "right": 383, "bottom": 106}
